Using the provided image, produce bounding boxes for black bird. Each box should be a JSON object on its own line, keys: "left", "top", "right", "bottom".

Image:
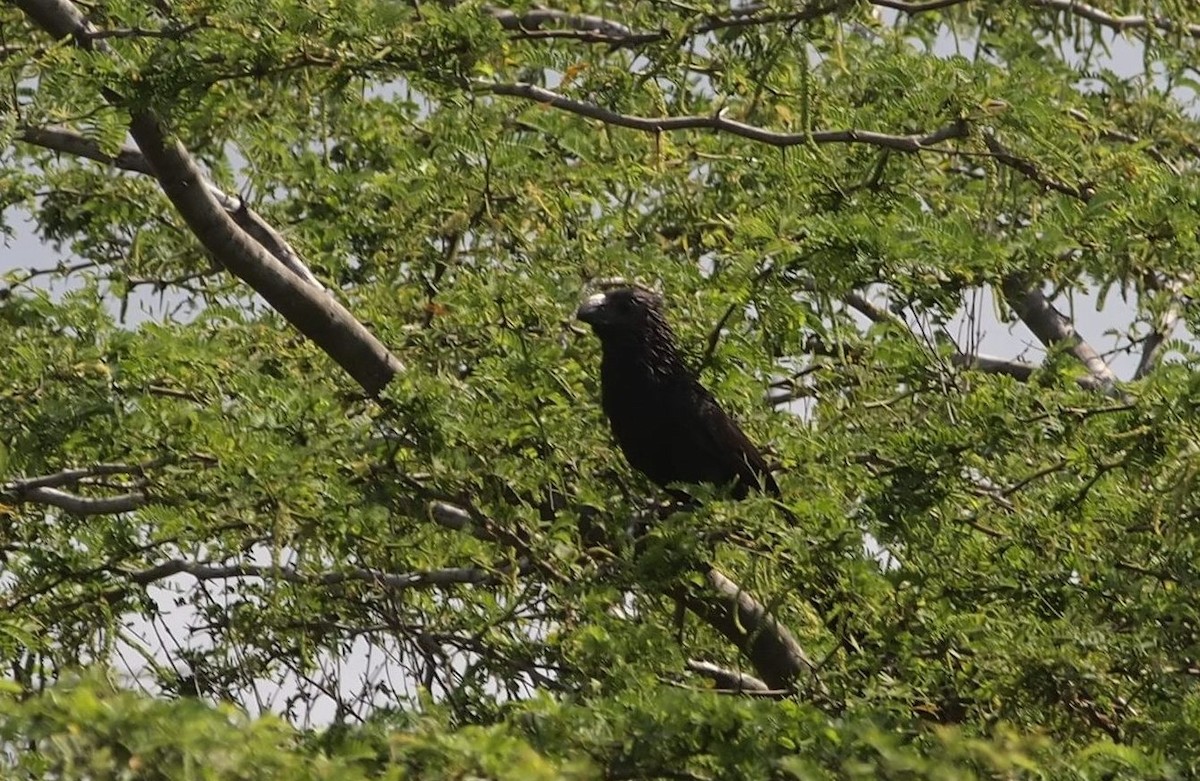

{"left": 576, "top": 284, "right": 780, "bottom": 500}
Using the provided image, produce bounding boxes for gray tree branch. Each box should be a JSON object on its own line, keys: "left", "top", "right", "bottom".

{"left": 840, "top": 289, "right": 1106, "bottom": 389}
{"left": 877, "top": 0, "right": 1199, "bottom": 39}
{"left": 13, "top": 0, "right": 404, "bottom": 397}
{"left": 5, "top": 461, "right": 155, "bottom": 490}
{"left": 12, "top": 486, "right": 145, "bottom": 515}
{"left": 1027, "top": 0, "right": 1200, "bottom": 39}
{"left": 685, "top": 659, "right": 774, "bottom": 694}
{"left": 477, "top": 80, "right": 968, "bottom": 151}
{"left": 432, "top": 501, "right": 819, "bottom": 693}
{"left": 489, "top": 1, "right": 1199, "bottom": 50}
{"left": 1000, "top": 276, "right": 1120, "bottom": 391}
{"left": 486, "top": 6, "right": 635, "bottom": 37}
{"left": 17, "top": 125, "right": 322, "bottom": 291}
{"left": 124, "top": 558, "right": 518, "bottom": 589}
{"left": 1134, "top": 275, "right": 1188, "bottom": 380}
{"left": 3, "top": 461, "right": 162, "bottom": 515}
{"left": 675, "top": 565, "right": 819, "bottom": 692}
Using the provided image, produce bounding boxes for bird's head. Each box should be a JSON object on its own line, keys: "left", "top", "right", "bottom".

{"left": 575, "top": 285, "right": 665, "bottom": 336}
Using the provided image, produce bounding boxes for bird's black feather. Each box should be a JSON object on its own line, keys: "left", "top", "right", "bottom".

{"left": 577, "top": 286, "right": 780, "bottom": 499}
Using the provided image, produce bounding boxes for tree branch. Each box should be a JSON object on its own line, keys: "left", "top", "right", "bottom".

{"left": 685, "top": 658, "right": 775, "bottom": 694}
{"left": 675, "top": 565, "right": 819, "bottom": 692}
{"left": 487, "top": 1, "right": 844, "bottom": 47}
{"left": 487, "top": 1, "right": 1200, "bottom": 52}
{"left": 5, "top": 461, "right": 158, "bottom": 490}
{"left": 17, "top": 125, "right": 322, "bottom": 292}
{"left": 877, "top": 0, "right": 1200, "bottom": 39}
{"left": 486, "top": 6, "right": 635, "bottom": 38}
{"left": 840, "top": 288, "right": 1111, "bottom": 390}
{"left": 477, "top": 80, "right": 968, "bottom": 151}
{"left": 949, "top": 352, "right": 1035, "bottom": 381}
{"left": 2, "top": 461, "right": 167, "bottom": 515}
{"left": 1000, "top": 276, "right": 1120, "bottom": 391}
{"left": 13, "top": 0, "right": 404, "bottom": 397}
{"left": 981, "top": 132, "right": 1092, "bottom": 202}
{"left": 1134, "top": 275, "right": 1188, "bottom": 380}
{"left": 434, "top": 501, "right": 818, "bottom": 693}
{"left": 11, "top": 486, "right": 145, "bottom": 515}
{"left": 123, "top": 558, "right": 518, "bottom": 589}
{"left": 1028, "top": 0, "right": 1200, "bottom": 40}
{"left": 872, "top": 0, "right": 967, "bottom": 10}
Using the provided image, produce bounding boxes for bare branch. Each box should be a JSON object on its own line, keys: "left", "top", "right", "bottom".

{"left": 1, "top": 460, "right": 174, "bottom": 515}
{"left": 488, "top": 1, "right": 843, "bottom": 46}
{"left": 1134, "top": 275, "right": 1188, "bottom": 380}
{"left": 478, "top": 81, "right": 968, "bottom": 151}
{"left": 20, "top": 125, "right": 154, "bottom": 175}
{"left": 675, "top": 565, "right": 819, "bottom": 692}
{"left": 1000, "top": 276, "right": 1120, "bottom": 391}
{"left": 434, "top": 501, "right": 817, "bottom": 692}
{"left": 486, "top": 6, "right": 635, "bottom": 37}
{"left": 13, "top": 0, "right": 404, "bottom": 397}
{"left": 840, "top": 288, "right": 1112, "bottom": 390}
{"left": 685, "top": 659, "right": 774, "bottom": 693}
{"left": 982, "top": 132, "right": 1092, "bottom": 202}
{"left": 950, "top": 352, "right": 1035, "bottom": 382}
{"left": 17, "top": 125, "right": 322, "bottom": 291}
{"left": 429, "top": 500, "right": 477, "bottom": 535}
{"left": 1067, "top": 109, "right": 1182, "bottom": 176}
{"left": 876, "top": 0, "right": 1200, "bottom": 39}
{"left": 872, "top": 0, "right": 968, "bottom": 10}
{"left": 13, "top": 486, "right": 145, "bottom": 515}
{"left": 1028, "top": 0, "right": 1200, "bottom": 40}
{"left": 487, "top": 1, "right": 1200, "bottom": 55}
{"left": 843, "top": 291, "right": 903, "bottom": 326}
{"left": 948, "top": 353, "right": 1101, "bottom": 391}
{"left": 5, "top": 461, "right": 158, "bottom": 491}
{"left": 428, "top": 500, "right": 567, "bottom": 583}
{"left": 123, "top": 558, "right": 518, "bottom": 589}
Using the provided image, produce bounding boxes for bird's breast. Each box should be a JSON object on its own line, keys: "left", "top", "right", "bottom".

{"left": 598, "top": 366, "right": 683, "bottom": 487}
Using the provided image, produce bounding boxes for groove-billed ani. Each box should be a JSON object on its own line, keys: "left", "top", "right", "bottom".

{"left": 576, "top": 284, "right": 780, "bottom": 500}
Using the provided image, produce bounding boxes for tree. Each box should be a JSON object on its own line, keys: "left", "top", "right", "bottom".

{"left": 1, "top": 0, "right": 1199, "bottom": 776}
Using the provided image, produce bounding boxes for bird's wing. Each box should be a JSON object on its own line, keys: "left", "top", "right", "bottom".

{"left": 667, "top": 381, "right": 780, "bottom": 497}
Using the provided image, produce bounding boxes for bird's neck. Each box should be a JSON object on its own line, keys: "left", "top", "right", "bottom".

{"left": 597, "top": 328, "right": 689, "bottom": 384}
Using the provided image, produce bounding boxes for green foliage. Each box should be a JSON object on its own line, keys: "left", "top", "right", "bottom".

{"left": 2, "top": 0, "right": 1200, "bottom": 776}
{"left": 0, "top": 676, "right": 1174, "bottom": 780}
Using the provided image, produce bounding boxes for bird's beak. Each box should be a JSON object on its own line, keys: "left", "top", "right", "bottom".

{"left": 575, "top": 292, "right": 608, "bottom": 324}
